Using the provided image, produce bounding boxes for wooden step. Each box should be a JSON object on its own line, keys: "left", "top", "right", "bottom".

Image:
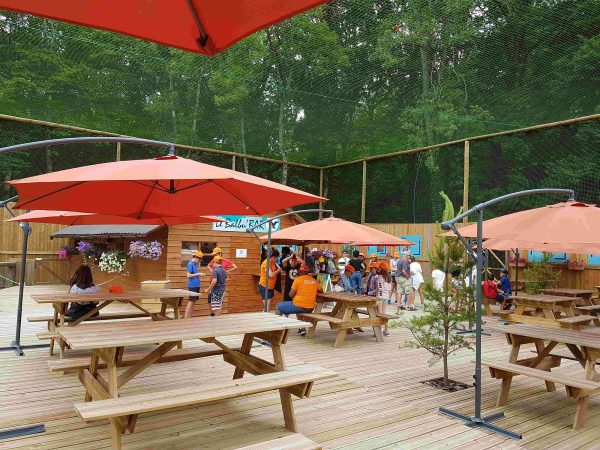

{"left": 28, "top": 311, "right": 149, "bottom": 323}
{"left": 483, "top": 359, "right": 600, "bottom": 391}
{"left": 37, "top": 331, "right": 59, "bottom": 340}
{"left": 556, "top": 315, "right": 597, "bottom": 324}
{"left": 235, "top": 433, "right": 321, "bottom": 450}
{"left": 354, "top": 309, "right": 395, "bottom": 320}
{"left": 296, "top": 313, "right": 344, "bottom": 324}
{"left": 576, "top": 305, "right": 600, "bottom": 314}
{"left": 75, "top": 365, "right": 337, "bottom": 421}
{"left": 49, "top": 344, "right": 241, "bottom": 373}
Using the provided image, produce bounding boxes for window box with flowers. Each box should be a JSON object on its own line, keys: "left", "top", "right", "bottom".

{"left": 508, "top": 256, "right": 527, "bottom": 268}
{"left": 567, "top": 259, "right": 585, "bottom": 271}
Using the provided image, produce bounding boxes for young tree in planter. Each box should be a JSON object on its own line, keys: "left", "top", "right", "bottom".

{"left": 403, "top": 192, "right": 474, "bottom": 387}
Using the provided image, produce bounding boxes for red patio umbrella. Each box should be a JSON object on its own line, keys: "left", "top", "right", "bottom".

{"left": 0, "top": 0, "right": 329, "bottom": 56}
{"left": 6, "top": 155, "right": 326, "bottom": 218}
{"left": 259, "top": 216, "right": 414, "bottom": 246}
{"left": 6, "top": 210, "right": 224, "bottom": 226}
{"left": 441, "top": 201, "right": 600, "bottom": 249}
{"left": 483, "top": 238, "right": 600, "bottom": 255}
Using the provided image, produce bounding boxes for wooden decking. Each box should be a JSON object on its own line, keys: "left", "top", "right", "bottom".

{"left": 1, "top": 285, "right": 600, "bottom": 448}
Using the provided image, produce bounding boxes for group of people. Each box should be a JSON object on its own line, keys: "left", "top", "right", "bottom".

{"left": 336, "top": 250, "right": 424, "bottom": 313}
{"left": 185, "top": 247, "right": 238, "bottom": 319}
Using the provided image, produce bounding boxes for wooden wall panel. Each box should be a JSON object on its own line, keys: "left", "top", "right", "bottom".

{"left": 167, "top": 212, "right": 300, "bottom": 317}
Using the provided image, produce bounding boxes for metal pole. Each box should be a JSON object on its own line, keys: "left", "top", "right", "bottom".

{"left": 439, "top": 188, "right": 574, "bottom": 441}
{"left": 264, "top": 220, "right": 272, "bottom": 312}
{"left": 0, "top": 136, "right": 176, "bottom": 156}
{"left": 474, "top": 209, "right": 483, "bottom": 419}
{"left": 12, "top": 221, "right": 31, "bottom": 356}
{"left": 515, "top": 249, "right": 520, "bottom": 297}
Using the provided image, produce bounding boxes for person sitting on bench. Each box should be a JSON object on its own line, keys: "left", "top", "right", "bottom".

{"left": 276, "top": 265, "right": 322, "bottom": 336}
{"left": 67, "top": 265, "right": 100, "bottom": 321}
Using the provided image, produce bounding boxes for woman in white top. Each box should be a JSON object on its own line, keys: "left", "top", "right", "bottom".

{"left": 377, "top": 265, "right": 392, "bottom": 336}
{"left": 67, "top": 265, "right": 100, "bottom": 320}
{"left": 388, "top": 252, "right": 399, "bottom": 303}
{"left": 431, "top": 268, "right": 446, "bottom": 292}
{"left": 408, "top": 255, "right": 424, "bottom": 311}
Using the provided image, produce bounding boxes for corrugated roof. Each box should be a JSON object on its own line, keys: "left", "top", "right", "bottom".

{"left": 52, "top": 225, "right": 161, "bottom": 238}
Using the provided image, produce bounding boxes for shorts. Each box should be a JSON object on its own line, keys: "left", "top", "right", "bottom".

{"left": 391, "top": 274, "right": 396, "bottom": 283}
{"left": 188, "top": 287, "right": 200, "bottom": 301}
{"left": 397, "top": 277, "right": 412, "bottom": 295}
{"left": 208, "top": 291, "right": 225, "bottom": 311}
{"left": 258, "top": 285, "right": 274, "bottom": 300}
{"left": 412, "top": 274, "right": 424, "bottom": 290}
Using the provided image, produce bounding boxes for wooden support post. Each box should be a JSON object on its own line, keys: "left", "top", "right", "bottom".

{"left": 319, "top": 169, "right": 324, "bottom": 219}
{"left": 462, "top": 140, "right": 469, "bottom": 223}
{"left": 232, "top": 154, "right": 236, "bottom": 171}
{"left": 361, "top": 160, "right": 367, "bottom": 224}
{"left": 116, "top": 142, "right": 121, "bottom": 162}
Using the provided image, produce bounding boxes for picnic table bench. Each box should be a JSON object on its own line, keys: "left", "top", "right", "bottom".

{"left": 503, "top": 294, "right": 598, "bottom": 329}
{"left": 30, "top": 288, "right": 198, "bottom": 357}
{"left": 486, "top": 322, "right": 600, "bottom": 429}
{"left": 56, "top": 312, "right": 336, "bottom": 449}
{"left": 540, "top": 288, "right": 595, "bottom": 306}
{"left": 296, "top": 292, "right": 391, "bottom": 348}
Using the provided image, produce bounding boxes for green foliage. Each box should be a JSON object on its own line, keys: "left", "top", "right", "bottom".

{"left": 402, "top": 192, "right": 474, "bottom": 383}
{"left": 523, "top": 254, "right": 561, "bottom": 294}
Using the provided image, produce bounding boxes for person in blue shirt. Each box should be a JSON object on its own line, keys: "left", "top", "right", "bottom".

{"left": 497, "top": 268, "right": 513, "bottom": 310}
{"left": 184, "top": 251, "right": 205, "bottom": 319}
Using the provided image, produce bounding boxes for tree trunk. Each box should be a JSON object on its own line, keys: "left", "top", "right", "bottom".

{"left": 167, "top": 64, "right": 177, "bottom": 139}
{"left": 278, "top": 100, "right": 288, "bottom": 185}
{"left": 240, "top": 117, "right": 249, "bottom": 174}
{"left": 443, "top": 325, "right": 449, "bottom": 384}
{"left": 420, "top": 45, "right": 435, "bottom": 145}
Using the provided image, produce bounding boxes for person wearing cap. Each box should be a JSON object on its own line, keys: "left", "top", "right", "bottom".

{"left": 205, "top": 255, "right": 227, "bottom": 316}
{"left": 497, "top": 268, "right": 513, "bottom": 310}
{"left": 395, "top": 251, "right": 412, "bottom": 311}
{"left": 184, "top": 250, "right": 206, "bottom": 319}
{"left": 258, "top": 248, "right": 281, "bottom": 310}
{"left": 340, "top": 265, "right": 355, "bottom": 292}
{"left": 208, "top": 247, "right": 238, "bottom": 274}
{"left": 347, "top": 250, "right": 365, "bottom": 294}
{"left": 366, "top": 262, "right": 380, "bottom": 296}
{"left": 388, "top": 252, "right": 400, "bottom": 304}
{"left": 304, "top": 247, "right": 317, "bottom": 273}
{"left": 368, "top": 253, "right": 378, "bottom": 266}
{"left": 276, "top": 265, "right": 322, "bottom": 336}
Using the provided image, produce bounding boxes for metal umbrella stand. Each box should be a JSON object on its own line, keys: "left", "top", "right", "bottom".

{"left": 246, "top": 209, "right": 333, "bottom": 312}
{"left": 439, "top": 188, "right": 574, "bottom": 440}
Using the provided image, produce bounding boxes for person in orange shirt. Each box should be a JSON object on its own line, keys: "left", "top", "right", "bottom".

{"left": 276, "top": 264, "right": 322, "bottom": 336}
{"left": 258, "top": 248, "right": 281, "bottom": 310}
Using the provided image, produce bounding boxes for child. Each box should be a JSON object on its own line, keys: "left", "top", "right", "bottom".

{"left": 498, "top": 268, "right": 513, "bottom": 310}
{"left": 377, "top": 263, "right": 392, "bottom": 336}
{"left": 366, "top": 262, "right": 379, "bottom": 296}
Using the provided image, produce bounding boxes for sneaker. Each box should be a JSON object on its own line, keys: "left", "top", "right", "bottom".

{"left": 355, "top": 327, "right": 365, "bottom": 332}
{"left": 399, "top": 304, "right": 406, "bottom": 310}
{"left": 299, "top": 328, "right": 307, "bottom": 337}
{"left": 407, "top": 306, "right": 416, "bottom": 311}
{"left": 383, "top": 330, "right": 391, "bottom": 337}
{"left": 387, "top": 299, "right": 392, "bottom": 305}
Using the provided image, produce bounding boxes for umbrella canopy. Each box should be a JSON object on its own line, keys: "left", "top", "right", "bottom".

{"left": 259, "top": 217, "right": 414, "bottom": 246}
{"left": 6, "top": 210, "right": 224, "bottom": 226}
{"left": 6, "top": 155, "right": 325, "bottom": 218}
{"left": 0, "top": 0, "right": 328, "bottom": 56}
{"left": 483, "top": 238, "right": 600, "bottom": 255}
{"left": 441, "top": 201, "right": 600, "bottom": 247}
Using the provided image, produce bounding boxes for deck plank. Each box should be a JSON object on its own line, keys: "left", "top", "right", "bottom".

{"left": 1, "top": 285, "right": 600, "bottom": 448}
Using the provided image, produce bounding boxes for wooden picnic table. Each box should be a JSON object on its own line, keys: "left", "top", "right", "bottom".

{"left": 297, "top": 292, "right": 392, "bottom": 348}
{"left": 56, "top": 312, "right": 326, "bottom": 449}
{"left": 31, "top": 288, "right": 199, "bottom": 357}
{"left": 484, "top": 322, "right": 600, "bottom": 429}
{"left": 540, "top": 288, "right": 595, "bottom": 305}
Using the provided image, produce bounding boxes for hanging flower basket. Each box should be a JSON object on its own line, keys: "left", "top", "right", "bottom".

{"left": 99, "top": 250, "right": 128, "bottom": 274}
{"left": 508, "top": 256, "right": 527, "bottom": 268}
{"left": 128, "top": 240, "right": 163, "bottom": 260}
{"left": 567, "top": 259, "right": 585, "bottom": 271}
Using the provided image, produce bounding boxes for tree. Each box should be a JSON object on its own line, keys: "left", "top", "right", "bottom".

{"left": 402, "top": 191, "right": 474, "bottom": 385}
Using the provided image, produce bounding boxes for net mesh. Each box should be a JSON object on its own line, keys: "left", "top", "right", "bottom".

{"left": 0, "top": 1, "right": 598, "bottom": 167}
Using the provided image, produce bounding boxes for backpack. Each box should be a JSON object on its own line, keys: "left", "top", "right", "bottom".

{"left": 483, "top": 280, "right": 499, "bottom": 299}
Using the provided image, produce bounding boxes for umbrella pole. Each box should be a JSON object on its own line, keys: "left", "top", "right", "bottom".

{"left": 264, "top": 221, "right": 272, "bottom": 313}
{"left": 0, "top": 199, "right": 48, "bottom": 356}
{"left": 515, "top": 249, "right": 520, "bottom": 297}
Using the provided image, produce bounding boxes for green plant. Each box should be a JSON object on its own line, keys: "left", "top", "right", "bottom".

{"left": 523, "top": 254, "right": 561, "bottom": 294}
{"left": 402, "top": 192, "right": 474, "bottom": 385}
